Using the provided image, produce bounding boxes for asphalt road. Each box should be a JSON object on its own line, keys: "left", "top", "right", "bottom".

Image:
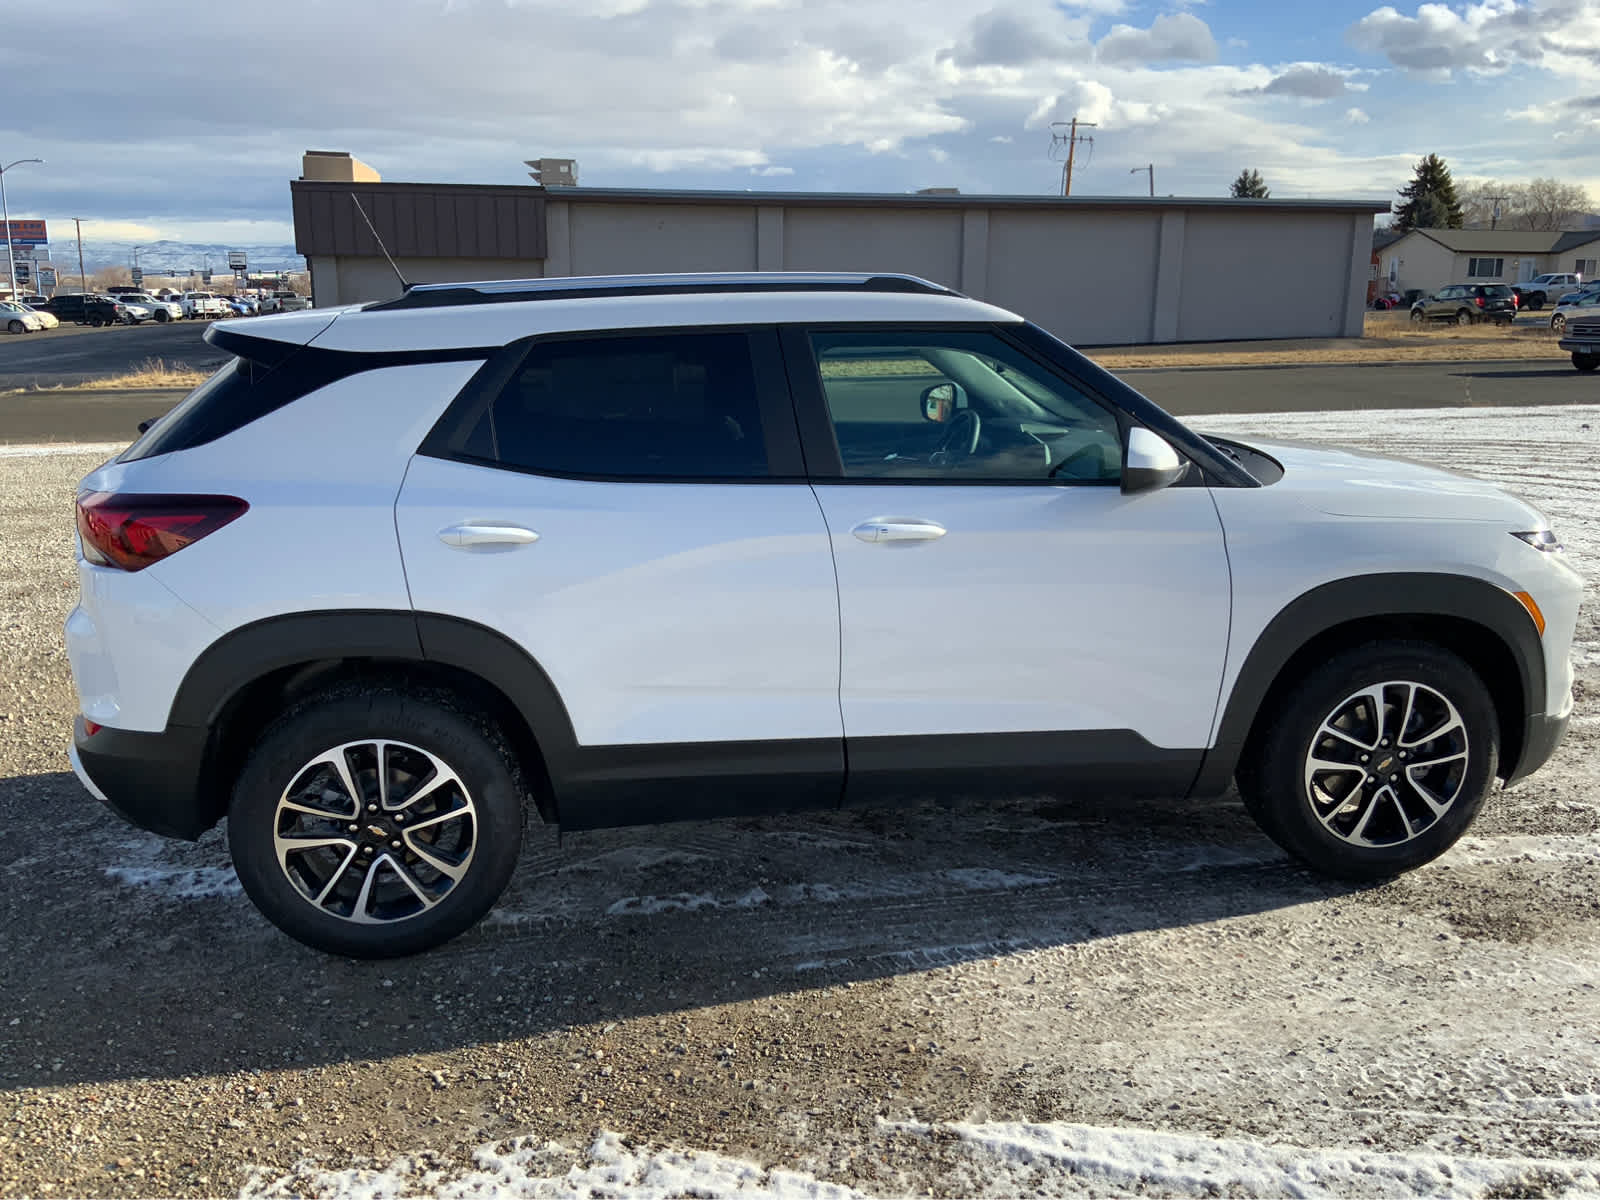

{"left": 1, "top": 319, "right": 1597, "bottom": 445}
{"left": 0, "top": 319, "right": 226, "bottom": 390}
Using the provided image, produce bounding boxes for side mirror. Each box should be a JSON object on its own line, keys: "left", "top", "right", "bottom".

{"left": 919, "top": 381, "right": 966, "bottom": 423}
{"left": 1122, "top": 427, "right": 1188, "bottom": 495}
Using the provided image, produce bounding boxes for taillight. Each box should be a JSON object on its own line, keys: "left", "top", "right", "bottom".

{"left": 75, "top": 492, "right": 248, "bottom": 571}
{"left": 1476, "top": 296, "right": 1485, "bottom": 307}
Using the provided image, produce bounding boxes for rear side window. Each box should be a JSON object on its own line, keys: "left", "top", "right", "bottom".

{"left": 446, "top": 332, "right": 772, "bottom": 479}
{"left": 120, "top": 347, "right": 357, "bottom": 462}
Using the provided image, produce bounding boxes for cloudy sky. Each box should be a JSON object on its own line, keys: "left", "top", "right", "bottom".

{"left": 3, "top": 0, "right": 1599, "bottom": 248}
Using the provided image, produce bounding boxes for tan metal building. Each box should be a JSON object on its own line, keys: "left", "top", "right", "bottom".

{"left": 290, "top": 160, "right": 1387, "bottom": 345}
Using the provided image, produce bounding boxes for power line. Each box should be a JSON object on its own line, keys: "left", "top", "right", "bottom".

{"left": 1048, "top": 119, "right": 1096, "bottom": 197}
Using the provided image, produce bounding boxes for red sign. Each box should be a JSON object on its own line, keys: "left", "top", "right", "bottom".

{"left": 2, "top": 220, "right": 47, "bottom": 246}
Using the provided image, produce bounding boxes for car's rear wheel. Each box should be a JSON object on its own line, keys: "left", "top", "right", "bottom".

{"left": 1527, "top": 293, "right": 1545, "bottom": 310}
{"left": 1552, "top": 314, "right": 1567, "bottom": 333}
{"left": 1574, "top": 352, "right": 1600, "bottom": 372}
{"left": 6, "top": 319, "right": 23, "bottom": 334}
{"left": 228, "top": 688, "right": 526, "bottom": 957}
{"left": 1238, "top": 641, "right": 1498, "bottom": 880}
{"left": 1455, "top": 310, "right": 1474, "bottom": 326}
{"left": 1409, "top": 309, "right": 1424, "bottom": 325}
{"left": 89, "top": 315, "right": 104, "bottom": 328}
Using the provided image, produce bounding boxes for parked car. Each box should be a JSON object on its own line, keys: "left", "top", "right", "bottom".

{"left": 44, "top": 293, "right": 130, "bottom": 327}
{"left": 118, "top": 302, "right": 154, "bottom": 325}
{"left": 1519, "top": 273, "right": 1586, "bottom": 311}
{"left": 1557, "top": 307, "right": 1600, "bottom": 370}
{"left": 225, "top": 296, "right": 255, "bottom": 317}
{"left": 181, "top": 291, "right": 229, "bottom": 320}
{"left": 259, "top": 289, "right": 312, "bottom": 314}
{"left": 19, "top": 303, "right": 59, "bottom": 330}
{"left": 0, "top": 300, "right": 45, "bottom": 333}
{"left": 1548, "top": 288, "right": 1600, "bottom": 333}
{"left": 110, "top": 292, "right": 183, "bottom": 323}
{"left": 1409, "top": 283, "right": 1517, "bottom": 326}
{"left": 67, "top": 272, "right": 1581, "bottom": 957}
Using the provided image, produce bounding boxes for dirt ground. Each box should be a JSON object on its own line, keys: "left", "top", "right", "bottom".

{"left": 0, "top": 405, "right": 1597, "bottom": 1198}
{"left": 1089, "top": 310, "right": 1571, "bottom": 369}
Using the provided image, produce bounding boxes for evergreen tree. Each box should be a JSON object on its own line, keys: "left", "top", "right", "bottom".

{"left": 1229, "top": 168, "right": 1270, "bottom": 199}
{"left": 1393, "top": 154, "right": 1464, "bottom": 231}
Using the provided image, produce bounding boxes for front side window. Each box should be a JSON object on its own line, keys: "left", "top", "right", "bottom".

{"left": 455, "top": 332, "right": 770, "bottom": 479}
{"left": 809, "top": 329, "right": 1122, "bottom": 483}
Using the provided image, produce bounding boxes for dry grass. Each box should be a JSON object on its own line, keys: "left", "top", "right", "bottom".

{"left": 1088, "top": 310, "right": 1568, "bottom": 369}
{"left": 5, "top": 358, "right": 210, "bottom": 395}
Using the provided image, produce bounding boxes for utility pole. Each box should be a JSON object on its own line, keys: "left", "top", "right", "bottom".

{"left": 1130, "top": 164, "right": 1154, "bottom": 197}
{"left": 73, "top": 218, "right": 88, "bottom": 293}
{"left": 1049, "top": 119, "right": 1096, "bottom": 196}
{"left": 1486, "top": 194, "right": 1509, "bottom": 230}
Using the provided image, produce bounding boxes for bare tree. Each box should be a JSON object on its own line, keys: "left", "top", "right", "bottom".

{"left": 1519, "top": 177, "right": 1592, "bottom": 231}
{"left": 1459, "top": 178, "right": 1593, "bottom": 230}
{"left": 91, "top": 266, "right": 132, "bottom": 290}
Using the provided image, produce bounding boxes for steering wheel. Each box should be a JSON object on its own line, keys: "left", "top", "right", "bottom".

{"left": 929, "top": 409, "right": 982, "bottom": 467}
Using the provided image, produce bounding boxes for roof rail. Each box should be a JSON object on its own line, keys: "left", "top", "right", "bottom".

{"left": 364, "top": 272, "right": 961, "bottom": 311}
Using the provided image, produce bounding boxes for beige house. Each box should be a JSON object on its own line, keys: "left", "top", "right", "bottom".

{"left": 1377, "top": 228, "right": 1600, "bottom": 295}
{"left": 290, "top": 151, "right": 1388, "bottom": 345}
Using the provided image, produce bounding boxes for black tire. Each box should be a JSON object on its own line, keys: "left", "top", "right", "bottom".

{"left": 155, "top": 310, "right": 170, "bottom": 323}
{"left": 1455, "top": 309, "right": 1474, "bottom": 327}
{"left": 228, "top": 687, "right": 527, "bottom": 957}
{"left": 1527, "top": 293, "right": 1545, "bottom": 311}
{"left": 1237, "top": 641, "right": 1498, "bottom": 881}
{"left": 1409, "top": 309, "right": 1425, "bottom": 325}
{"left": 89, "top": 315, "right": 104, "bottom": 328}
{"left": 1574, "top": 353, "right": 1600, "bottom": 373}
{"left": 6, "top": 319, "right": 23, "bottom": 335}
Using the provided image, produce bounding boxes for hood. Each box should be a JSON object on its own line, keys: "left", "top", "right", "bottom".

{"left": 1232, "top": 437, "right": 1546, "bottom": 526}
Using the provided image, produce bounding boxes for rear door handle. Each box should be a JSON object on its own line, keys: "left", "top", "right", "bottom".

{"left": 438, "top": 523, "right": 541, "bottom": 548}
{"left": 851, "top": 519, "right": 947, "bottom": 543}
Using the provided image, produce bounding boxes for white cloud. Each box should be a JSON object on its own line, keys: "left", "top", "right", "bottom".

{"left": 1096, "top": 12, "right": 1218, "bottom": 64}
{"left": 750, "top": 165, "right": 796, "bottom": 176}
{"left": 1346, "top": 107, "right": 1371, "bottom": 123}
{"left": 1347, "top": 0, "right": 1600, "bottom": 81}
{"left": 943, "top": 3, "right": 1093, "bottom": 66}
{"left": 990, "top": 134, "right": 1015, "bottom": 143}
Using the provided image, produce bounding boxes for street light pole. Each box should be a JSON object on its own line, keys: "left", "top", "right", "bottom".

{"left": 0, "top": 158, "right": 45, "bottom": 301}
{"left": 1130, "top": 164, "right": 1154, "bottom": 197}
{"left": 73, "top": 217, "right": 88, "bottom": 294}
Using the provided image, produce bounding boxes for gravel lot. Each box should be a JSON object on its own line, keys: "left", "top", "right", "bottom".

{"left": 1, "top": 405, "right": 1597, "bottom": 1198}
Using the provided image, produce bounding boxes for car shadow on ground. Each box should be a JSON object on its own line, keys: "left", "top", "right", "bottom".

{"left": 0, "top": 769, "right": 1360, "bottom": 1092}
{"left": 1448, "top": 367, "right": 1590, "bottom": 381}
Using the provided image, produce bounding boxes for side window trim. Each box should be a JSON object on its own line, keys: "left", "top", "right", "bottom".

{"left": 418, "top": 323, "right": 807, "bottom": 484}
{"left": 783, "top": 321, "right": 1132, "bottom": 486}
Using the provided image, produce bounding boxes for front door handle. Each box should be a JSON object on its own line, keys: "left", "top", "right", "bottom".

{"left": 438, "top": 523, "right": 541, "bottom": 548}
{"left": 851, "top": 519, "right": 947, "bottom": 543}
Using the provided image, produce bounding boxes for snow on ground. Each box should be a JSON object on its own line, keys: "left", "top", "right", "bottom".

{"left": 246, "top": 1120, "right": 1600, "bottom": 1199}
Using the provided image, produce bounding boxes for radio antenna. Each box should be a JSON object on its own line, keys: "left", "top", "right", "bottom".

{"left": 350, "top": 193, "right": 409, "bottom": 292}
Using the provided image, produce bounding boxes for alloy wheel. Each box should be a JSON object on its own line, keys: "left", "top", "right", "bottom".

{"left": 1301, "top": 680, "right": 1469, "bottom": 848}
{"left": 272, "top": 739, "right": 478, "bottom": 924}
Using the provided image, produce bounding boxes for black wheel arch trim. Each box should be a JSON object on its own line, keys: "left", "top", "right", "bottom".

{"left": 1190, "top": 572, "right": 1545, "bottom": 797}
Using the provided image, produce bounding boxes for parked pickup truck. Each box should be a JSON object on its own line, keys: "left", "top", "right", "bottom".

{"left": 181, "top": 291, "right": 230, "bottom": 320}
{"left": 258, "top": 290, "right": 312, "bottom": 314}
{"left": 1520, "top": 272, "right": 1585, "bottom": 311}
{"left": 1558, "top": 311, "right": 1600, "bottom": 372}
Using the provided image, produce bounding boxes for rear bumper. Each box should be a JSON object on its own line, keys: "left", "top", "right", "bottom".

{"left": 71, "top": 716, "right": 215, "bottom": 840}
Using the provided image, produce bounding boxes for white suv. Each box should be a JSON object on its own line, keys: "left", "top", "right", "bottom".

{"left": 65, "top": 272, "right": 1581, "bottom": 957}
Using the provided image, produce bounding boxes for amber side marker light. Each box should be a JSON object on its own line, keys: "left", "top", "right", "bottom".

{"left": 1512, "top": 590, "right": 1546, "bottom": 637}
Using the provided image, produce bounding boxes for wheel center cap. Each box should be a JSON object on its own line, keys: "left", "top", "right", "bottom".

{"left": 1375, "top": 755, "right": 1396, "bottom": 775}
{"left": 365, "top": 823, "right": 389, "bottom": 840}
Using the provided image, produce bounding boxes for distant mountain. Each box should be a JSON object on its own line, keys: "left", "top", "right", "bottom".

{"left": 41, "top": 239, "right": 304, "bottom": 276}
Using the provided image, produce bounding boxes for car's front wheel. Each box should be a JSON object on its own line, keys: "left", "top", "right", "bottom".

{"left": 1455, "top": 309, "right": 1475, "bottom": 326}
{"left": 1574, "top": 352, "right": 1600, "bottom": 372}
{"left": 5, "top": 319, "right": 23, "bottom": 335}
{"left": 1238, "top": 641, "right": 1498, "bottom": 880}
{"left": 1409, "top": 309, "right": 1425, "bottom": 325}
{"left": 1552, "top": 314, "right": 1567, "bottom": 333}
{"left": 229, "top": 687, "right": 527, "bottom": 957}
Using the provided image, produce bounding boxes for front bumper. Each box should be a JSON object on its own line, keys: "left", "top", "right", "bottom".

{"left": 71, "top": 715, "right": 215, "bottom": 840}
{"left": 1503, "top": 701, "right": 1573, "bottom": 788}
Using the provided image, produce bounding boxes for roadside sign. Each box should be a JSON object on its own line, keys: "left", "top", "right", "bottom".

{"left": 227, "top": 250, "right": 248, "bottom": 270}
{"left": 38, "top": 267, "right": 56, "bottom": 288}
{"left": 131, "top": 267, "right": 143, "bottom": 287}
{"left": 1, "top": 219, "right": 47, "bottom": 246}
{"left": 14, "top": 261, "right": 30, "bottom": 284}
